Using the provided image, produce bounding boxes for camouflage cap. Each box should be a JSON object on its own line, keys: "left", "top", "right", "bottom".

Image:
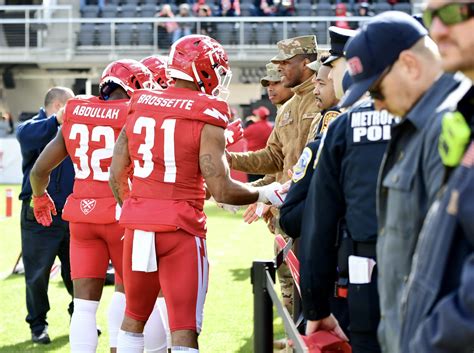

{"left": 271, "top": 35, "right": 318, "bottom": 62}
{"left": 260, "top": 63, "right": 281, "bottom": 87}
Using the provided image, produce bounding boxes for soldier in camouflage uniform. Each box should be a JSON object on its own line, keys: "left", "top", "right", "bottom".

{"left": 261, "top": 62, "right": 294, "bottom": 110}
{"left": 228, "top": 35, "right": 320, "bottom": 316}
{"left": 245, "top": 62, "right": 295, "bottom": 190}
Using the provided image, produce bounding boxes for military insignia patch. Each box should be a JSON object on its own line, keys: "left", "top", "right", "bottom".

{"left": 292, "top": 147, "right": 312, "bottom": 183}
{"left": 319, "top": 110, "right": 339, "bottom": 134}
{"left": 279, "top": 111, "right": 293, "bottom": 126}
{"left": 80, "top": 199, "right": 96, "bottom": 215}
{"left": 302, "top": 112, "right": 318, "bottom": 120}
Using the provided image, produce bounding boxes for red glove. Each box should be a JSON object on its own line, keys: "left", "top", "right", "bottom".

{"left": 224, "top": 119, "right": 244, "bottom": 147}
{"left": 32, "top": 193, "right": 57, "bottom": 227}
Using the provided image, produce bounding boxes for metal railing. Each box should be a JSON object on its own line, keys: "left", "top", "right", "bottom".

{"left": 252, "top": 260, "right": 307, "bottom": 353}
{"left": 0, "top": 4, "right": 372, "bottom": 64}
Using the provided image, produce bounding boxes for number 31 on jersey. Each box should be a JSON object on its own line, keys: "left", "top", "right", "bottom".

{"left": 133, "top": 116, "right": 177, "bottom": 183}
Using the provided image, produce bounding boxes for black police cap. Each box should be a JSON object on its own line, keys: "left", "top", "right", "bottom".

{"left": 323, "top": 26, "right": 356, "bottom": 65}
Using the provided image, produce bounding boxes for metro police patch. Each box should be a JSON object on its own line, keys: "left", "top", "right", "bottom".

{"left": 292, "top": 147, "right": 312, "bottom": 183}
{"left": 350, "top": 109, "right": 397, "bottom": 144}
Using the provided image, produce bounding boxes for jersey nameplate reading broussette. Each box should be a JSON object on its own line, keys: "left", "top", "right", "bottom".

{"left": 137, "top": 94, "right": 195, "bottom": 111}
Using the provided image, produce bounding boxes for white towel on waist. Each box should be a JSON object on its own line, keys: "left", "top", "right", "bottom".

{"left": 132, "top": 229, "right": 157, "bottom": 272}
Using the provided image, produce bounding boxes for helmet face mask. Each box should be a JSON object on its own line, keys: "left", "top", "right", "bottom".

{"left": 99, "top": 59, "right": 157, "bottom": 100}
{"left": 208, "top": 52, "right": 232, "bottom": 101}
{"left": 168, "top": 35, "right": 232, "bottom": 100}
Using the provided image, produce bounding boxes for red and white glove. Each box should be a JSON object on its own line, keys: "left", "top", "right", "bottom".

{"left": 224, "top": 119, "right": 244, "bottom": 147}
{"left": 32, "top": 193, "right": 57, "bottom": 227}
{"left": 257, "top": 182, "right": 286, "bottom": 207}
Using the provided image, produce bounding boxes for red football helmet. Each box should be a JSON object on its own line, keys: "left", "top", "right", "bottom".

{"left": 99, "top": 59, "right": 156, "bottom": 100}
{"left": 140, "top": 55, "right": 173, "bottom": 90}
{"left": 168, "top": 35, "right": 232, "bottom": 100}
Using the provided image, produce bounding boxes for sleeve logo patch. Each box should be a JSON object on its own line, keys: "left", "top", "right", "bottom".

{"left": 292, "top": 147, "right": 312, "bottom": 183}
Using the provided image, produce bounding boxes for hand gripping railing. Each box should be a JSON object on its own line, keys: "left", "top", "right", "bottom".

{"left": 251, "top": 235, "right": 352, "bottom": 353}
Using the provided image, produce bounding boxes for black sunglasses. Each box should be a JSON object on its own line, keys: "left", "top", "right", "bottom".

{"left": 423, "top": 2, "right": 474, "bottom": 28}
{"left": 368, "top": 64, "right": 393, "bottom": 101}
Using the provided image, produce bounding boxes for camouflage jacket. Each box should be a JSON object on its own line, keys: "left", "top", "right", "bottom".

{"left": 230, "top": 76, "right": 320, "bottom": 184}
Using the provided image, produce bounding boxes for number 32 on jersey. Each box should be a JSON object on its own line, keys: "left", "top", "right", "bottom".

{"left": 69, "top": 123, "right": 115, "bottom": 181}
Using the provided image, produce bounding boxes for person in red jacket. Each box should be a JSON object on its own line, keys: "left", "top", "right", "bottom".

{"left": 244, "top": 106, "right": 274, "bottom": 182}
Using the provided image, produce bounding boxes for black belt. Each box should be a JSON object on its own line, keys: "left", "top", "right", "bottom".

{"left": 354, "top": 242, "right": 376, "bottom": 258}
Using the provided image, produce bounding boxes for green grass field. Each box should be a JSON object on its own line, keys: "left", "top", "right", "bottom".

{"left": 0, "top": 185, "right": 284, "bottom": 352}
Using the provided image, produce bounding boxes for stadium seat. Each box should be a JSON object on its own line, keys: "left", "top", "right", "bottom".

{"left": 256, "top": 23, "right": 273, "bottom": 44}
{"left": 142, "top": 0, "right": 157, "bottom": 4}
{"left": 136, "top": 23, "right": 153, "bottom": 45}
{"left": 109, "top": 0, "right": 120, "bottom": 4}
{"left": 168, "top": 3, "right": 178, "bottom": 14}
{"left": 116, "top": 23, "right": 134, "bottom": 45}
{"left": 272, "top": 22, "right": 284, "bottom": 42}
{"left": 295, "top": 3, "right": 313, "bottom": 16}
{"left": 120, "top": 4, "right": 138, "bottom": 17}
{"left": 242, "top": 23, "right": 255, "bottom": 44}
{"left": 240, "top": 0, "right": 254, "bottom": 4}
{"left": 97, "top": 23, "right": 113, "bottom": 45}
{"left": 240, "top": 3, "right": 256, "bottom": 16}
{"left": 140, "top": 4, "right": 157, "bottom": 17}
{"left": 295, "top": 22, "right": 313, "bottom": 37}
{"left": 298, "top": 0, "right": 312, "bottom": 4}
{"left": 314, "top": 21, "right": 328, "bottom": 45}
{"left": 78, "top": 24, "right": 95, "bottom": 45}
{"left": 216, "top": 22, "right": 236, "bottom": 45}
{"left": 288, "top": 23, "right": 298, "bottom": 39}
{"left": 393, "top": 3, "right": 412, "bottom": 14}
{"left": 344, "top": 3, "right": 355, "bottom": 14}
{"left": 81, "top": 5, "right": 99, "bottom": 18}
{"left": 124, "top": 0, "right": 139, "bottom": 5}
{"left": 101, "top": 4, "right": 118, "bottom": 18}
{"left": 315, "top": 3, "right": 333, "bottom": 16}
{"left": 373, "top": 2, "right": 392, "bottom": 14}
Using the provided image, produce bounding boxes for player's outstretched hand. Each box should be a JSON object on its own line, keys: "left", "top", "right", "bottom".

{"left": 257, "top": 182, "right": 286, "bottom": 207}
{"left": 243, "top": 202, "right": 272, "bottom": 224}
{"left": 32, "top": 193, "right": 57, "bottom": 227}
{"left": 224, "top": 119, "right": 244, "bottom": 147}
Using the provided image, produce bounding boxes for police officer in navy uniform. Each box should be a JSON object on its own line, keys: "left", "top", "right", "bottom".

{"left": 280, "top": 53, "right": 340, "bottom": 239}
{"left": 280, "top": 25, "right": 354, "bottom": 239}
{"left": 299, "top": 91, "right": 397, "bottom": 351}
{"left": 16, "top": 87, "right": 75, "bottom": 344}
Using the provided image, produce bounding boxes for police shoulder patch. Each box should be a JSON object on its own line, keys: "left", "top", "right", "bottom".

{"left": 292, "top": 147, "right": 313, "bottom": 183}
{"left": 319, "top": 110, "right": 339, "bottom": 134}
